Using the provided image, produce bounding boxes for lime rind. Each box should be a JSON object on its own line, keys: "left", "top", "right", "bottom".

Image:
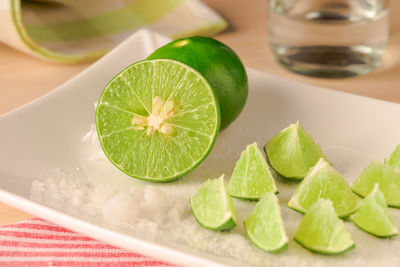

{"left": 352, "top": 161, "right": 400, "bottom": 208}
{"left": 228, "top": 142, "right": 278, "bottom": 200}
{"left": 385, "top": 144, "right": 400, "bottom": 169}
{"left": 147, "top": 36, "right": 248, "bottom": 130}
{"left": 244, "top": 192, "right": 288, "bottom": 252}
{"left": 288, "top": 158, "right": 360, "bottom": 218}
{"left": 264, "top": 122, "right": 327, "bottom": 180}
{"left": 351, "top": 184, "right": 398, "bottom": 238}
{"left": 294, "top": 199, "right": 355, "bottom": 255}
{"left": 96, "top": 59, "right": 220, "bottom": 182}
{"left": 190, "top": 175, "right": 236, "bottom": 231}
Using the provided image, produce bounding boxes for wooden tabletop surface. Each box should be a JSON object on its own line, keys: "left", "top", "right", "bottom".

{"left": 1, "top": 0, "right": 400, "bottom": 226}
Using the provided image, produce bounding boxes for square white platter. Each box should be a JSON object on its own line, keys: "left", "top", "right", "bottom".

{"left": 1, "top": 30, "right": 400, "bottom": 267}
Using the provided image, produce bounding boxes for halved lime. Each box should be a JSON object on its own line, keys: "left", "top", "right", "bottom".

{"left": 352, "top": 161, "right": 400, "bottom": 208}
{"left": 351, "top": 184, "right": 398, "bottom": 238}
{"left": 385, "top": 144, "right": 400, "bottom": 169}
{"left": 294, "top": 199, "right": 355, "bottom": 255}
{"left": 228, "top": 142, "right": 278, "bottom": 200}
{"left": 264, "top": 122, "right": 327, "bottom": 180}
{"left": 288, "top": 158, "right": 360, "bottom": 217}
{"left": 189, "top": 175, "right": 236, "bottom": 231}
{"left": 96, "top": 59, "right": 220, "bottom": 182}
{"left": 244, "top": 192, "right": 288, "bottom": 252}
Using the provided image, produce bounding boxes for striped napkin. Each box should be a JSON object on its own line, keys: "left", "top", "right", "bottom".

{"left": 0, "top": 0, "right": 227, "bottom": 63}
{"left": 0, "top": 218, "right": 172, "bottom": 266}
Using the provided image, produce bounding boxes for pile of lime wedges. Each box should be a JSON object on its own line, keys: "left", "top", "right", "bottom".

{"left": 95, "top": 37, "right": 400, "bottom": 256}
{"left": 191, "top": 123, "right": 400, "bottom": 255}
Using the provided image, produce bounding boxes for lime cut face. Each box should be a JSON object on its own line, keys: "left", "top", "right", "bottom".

{"left": 351, "top": 184, "right": 398, "bottom": 238}
{"left": 264, "top": 122, "right": 327, "bottom": 180}
{"left": 95, "top": 59, "right": 220, "bottom": 182}
{"left": 228, "top": 142, "right": 278, "bottom": 200}
{"left": 352, "top": 161, "right": 400, "bottom": 208}
{"left": 288, "top": 158, "right": 360, "bottom": 218}
{"left": 294, "top": 199, "right": 355, "bottom": 255}
{"left": 244, "top": 192, "right": 288, "bottom": 252}
{"left": 190, "top": 175, "right": 236, "bottom": 231}
{"left": 385, "top": 144, "right": 400, "bottom": 169}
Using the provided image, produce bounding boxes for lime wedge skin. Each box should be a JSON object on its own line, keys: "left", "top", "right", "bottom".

{"left": 228, "top": 142, "right": 278, "bottom": 200}
{"left": 352, "top": 161, "right": 400, "bottom": 208}
{"left": 190, "top": 176, "right": 237, "bottom": 231}
{"left": 148, "top": 36, "right": 248, "bottom": 130}
{"left": 244, "top": 192, "right": 288, "bottom": 252}
{"left": 294, "top": 199, "right": 355, "bottom": 255}
{"left": 351, "top": 184, "right": 398, "bottom": 238}
{"left": 288, "top": 158, "right": 360, "bottom": 218}
{"left": 385, "top": 144, "right": 400, "bottom": 169}
{"left": 264, "top": 122, "right": 327, "bottom": 180}
{"left": 96, "top": 59, "right": 220, "bottom": 182}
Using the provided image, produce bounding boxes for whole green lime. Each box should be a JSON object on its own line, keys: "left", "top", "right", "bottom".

{"left": 148, "top": 36, "right": 248, "bottom": 130}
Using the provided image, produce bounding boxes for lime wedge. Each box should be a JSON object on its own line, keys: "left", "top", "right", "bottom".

{"left": 294, "top": 199, "right": 355, "bottom": 255}
{"left": 244, "top": 192, "right": 288, "bottom": 252}
{"left": 352, "top": 161, "right": 400, "bottom": 208}
{"left": 264, "top": 122, "right": 327, "bottom": 180}
{"left": 190, "top": 175, "right": 236, "bottom": 230}
{"left": 351, "top": 184, "right": 398, "bottom": 238}
{"left": 96, "top": 59, "right": 220, "bottom": 182}
{"left": 228, "top": 142, "right": 278, "bottom": 200}
{"left": 288, "top": 158, "right": 360, "bottom": 217}
{"left": 385, "top": 144, "right": 400, "bottom": 169}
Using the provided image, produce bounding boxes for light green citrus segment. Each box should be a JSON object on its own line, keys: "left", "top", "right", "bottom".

{"left": 350, "top": 184, "right": 398, "bottom": 238}
{"left": 228, "top": 142, "right": 278, "bottom": 200}
{"left": 264, "top": 122, "right": 327, "bottom": 180}
{"left": 288, "top": 158, "right": 360, "bottom": 218}
{"left": 294, "top": 199, "right": 355, "bottom": 255}
{"left": 385, "top": 144, "right": 400, "bottom": 169}
{"left": 244, "top": 192, "right": 288, "bottom": 252}
{"left": 190, "top": 175, "right": 236, "bottom": 230}
{"left": 352, "top": 161, "right": 400, "bottom": 208}
{"left": 96, "top": 59, "right": 220, "bottom": 181}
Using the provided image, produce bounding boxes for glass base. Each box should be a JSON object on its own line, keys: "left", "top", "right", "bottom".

{"left": 271, "top": 45, "right": 382, "bottom": 79}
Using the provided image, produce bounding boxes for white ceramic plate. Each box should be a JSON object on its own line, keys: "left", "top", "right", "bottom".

{"left": 1, "top": 30, "right": 400, "bottom": 267}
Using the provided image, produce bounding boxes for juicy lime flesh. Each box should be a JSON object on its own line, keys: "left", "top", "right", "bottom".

{"left": 385, "top": 144, "right": 400, "bottom": 169}
{"left": 352, "top": 161, "right": 400, "bottom": 208}
{"left": 190, "top": 176, "right": 236, "bottom": 230}
{"left": 264, "top": 122, "right": 327, "bottom": 179}
{"left": 244, "top": 192, "right": 288, "bottom": 252}
{"left": 294, "top": 199, "right": 355, "bottom": 255}
{"left": 228, "top": 142, "right": 278, "bottom": 200}
{"left": 148, "top": 36, "right": 248, "bottom": 130}
{"left": 288, "top": 158, "right": 360, "bottom": 218}
{"left": 96, "top": 59, "right": 220, "bottom": 181}
{"left": 351, "top": 184, "right": 398, "bottom": 238}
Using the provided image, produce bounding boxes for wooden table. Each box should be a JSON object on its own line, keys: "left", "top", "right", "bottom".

{"left": 1, "top": 0, "right": 400, "bottom": 226}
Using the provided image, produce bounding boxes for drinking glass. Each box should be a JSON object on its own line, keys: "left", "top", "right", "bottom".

{"left": 268, "top": 0, "right": 390, "bottom": 78}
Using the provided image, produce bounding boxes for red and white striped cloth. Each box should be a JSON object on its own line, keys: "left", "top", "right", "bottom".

{"left": 0, "top": 218, "right": 170, "bottom": 266}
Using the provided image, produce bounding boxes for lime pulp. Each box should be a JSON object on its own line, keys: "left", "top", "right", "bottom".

{"left": 96, "top": 59, "right": 220, "bottom": 182}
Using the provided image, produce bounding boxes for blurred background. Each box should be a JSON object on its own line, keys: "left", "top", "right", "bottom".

{"left": 0, "top": 0, "right": 399, "bottom": 114}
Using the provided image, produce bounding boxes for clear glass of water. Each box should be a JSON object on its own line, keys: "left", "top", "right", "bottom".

{"left": 268, "top": 0, "right": 390, "bottom": 78}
